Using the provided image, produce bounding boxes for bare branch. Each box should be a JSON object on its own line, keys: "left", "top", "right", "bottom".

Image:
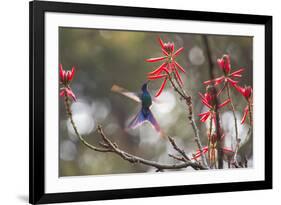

{"left": 97, "top": 125, "right": 207, "bottom": 171}
{"left": 168, "top": 153, "right": 186, "bottom": 162}
{"left": 166, "top": 73, "right": 209, "bottom": 168}
{"left": 64, "top": 95, "right": 111, "bottom": 153}
{"left": 63, "top": 95, "right": 207, "bottom": 171}
{"left": 168, "top": 136, "right": 190, "bottom": 161}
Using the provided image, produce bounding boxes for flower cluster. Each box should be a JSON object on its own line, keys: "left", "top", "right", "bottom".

{"left": 196, "top": 54, "right": 253, "bottom": 166}
{"left": 198, "top": 86, "right": 231, "bottom": 123}
{"left": 199, "top": 54, "right": 253, "bottom": 124}
{"left": 192, "top": 146, "right": 234, "bottom": 161}
{"left": 234, "top": 84, "right": 253, "bottom": 124}
{"left": 146, "top": 38, "right": 185, "bottom": 97}
{"left": 203, "top": 55, "right": 244, "bottom": 87}
{"left": 59, "top": 64, "right": 77, "bottom": 101}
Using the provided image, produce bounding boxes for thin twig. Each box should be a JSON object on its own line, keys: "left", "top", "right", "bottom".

{"left": 168, "top": 154, "right": 186, "bottom": 162}
{"left": 172, "top": 71, "right": 190, "bottom": 97}
{"left": 64, "top": 95, "right": 111, "bottom": 153}
{"left": 232, "top": 128, "right": 252, "bottom": 168}
{"left": 166, "top": 73, "right": 209, "bottom": 168}
{"left": 208, "top": 114, "right": 213, "bottom": 164}
{"left": 232, "top": 138, "right": 241, "bottom": 167}
{"left": 168, "top": 136, "right": 190, "bottom": 161}
{"left": 226, "top": 83, "right": 240, "bottom": 165}
{"left": 226, "top": 83, "right": 238, "bottom": 141}
{"left": 248, "top": 99, "right": 253, "bottom": 125}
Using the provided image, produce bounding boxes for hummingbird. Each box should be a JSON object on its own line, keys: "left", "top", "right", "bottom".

{"left": 111, "top": 82, "right": 162, "bottom": 134}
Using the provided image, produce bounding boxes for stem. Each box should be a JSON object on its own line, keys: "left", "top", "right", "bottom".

{"left": 173, "top": 71, "right": 190, "bottom": 97}
{"left": 248, "top": 98, "right": 253, "bottom": 125}
{"left": 226, "top": 83, "right": 238, "bottom": 141}
{"left": 233, "top": 128, "right": 252, "bottom": 168}
{"left": 64, "top": 95, "right": 109, "bottom": 152}
{"left": 226, "top": 83, "right": 240, "bottom": 165}
{"left": 167, "top": 74, "right": 209, "bottom": 168}
{"left": 233, "top": 139, "right": 241, "bottom": 167}
{"left": 215, "top": 101, "right": 223, "bottom": 168}
{"left": 168, "top": 136, "right": 190, "bottom": 161}
{"left": 208, "top": 115, "right": 213, "bottom": 164}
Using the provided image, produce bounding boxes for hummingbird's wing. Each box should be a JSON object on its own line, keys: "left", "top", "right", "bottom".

{"left": 128, "top": 110, "right": 146, "bottom": 129}
{"left": 146, "top": 110, "right": 161, "bottom": 133}
{"left": 111, "top": 84, "right": 141, "bottom": 103}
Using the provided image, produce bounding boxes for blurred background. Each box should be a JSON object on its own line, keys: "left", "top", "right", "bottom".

{"left": 59, "top": 27, "right": 253, "bottom": 176}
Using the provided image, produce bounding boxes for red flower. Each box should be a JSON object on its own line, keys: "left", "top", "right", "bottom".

{"left": 217, "top": 54, "right": 231, "bottom": 73}
{"left": 59, "top": 64, "right": 77, "bottom": 101}
{"left": 204, "top": 55, "right": 244, "bottom": 86}
{"left": 234, "top": 85, "right": 253, "bottom": 124}
{"left": 146, "top": 38, "right": 185, "bottom": 97}
{"left": 60, "top": 87, "right": 77, "bottom": 101}
{"left": 234, "top": 85, "right": 252, "bottom": 99}
{"left": 191, "top": 146, "right": 208, "bottom": 160}
{"left": 198, "top": 92, "right": 231, "bottom": 123}
{"left": 191, "top": 146, "right": 234, "bottom": 160}
{"left": 60, "top": 64, "right": 75, "bottom": 84}
{"left": 241, "top": 106, "right": 249, "bottom": 124}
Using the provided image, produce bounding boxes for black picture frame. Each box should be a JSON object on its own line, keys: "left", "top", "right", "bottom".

{"left": 29, "top": 0, "right": 272, "bottom": 204}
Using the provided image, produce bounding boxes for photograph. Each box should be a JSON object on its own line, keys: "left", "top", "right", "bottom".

{"left": 58, "top": 27, "right": 253, "bottom": 176}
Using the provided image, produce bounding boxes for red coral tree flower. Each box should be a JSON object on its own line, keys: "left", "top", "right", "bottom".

{"left": 191, "top": 146, "right": 234, "bottom": 160}
{"left": 204, "top": 54, "right": 244, "bottom": 87}
{"left": 146, "top": 37, "right": 185, "bottom": 97}
{"left": 235, "top": 85, "right": 252, "bottom": 99}
{"left": 59, "top": 64, "right": 77, "bottom": 101}
{"left": 191, "top": 146, "right": 208, "bottom": 160}
{"left": 198, "top": 91, "right": 231, "bottom": 123}
{"left": 234, "top": 84, "right": 253, "bottom": 124}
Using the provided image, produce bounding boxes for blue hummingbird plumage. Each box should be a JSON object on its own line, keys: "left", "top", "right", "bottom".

{"left": 111, "top": 83, "right": 161, "bottom": 133}
{"left": 128, "top": 83, "right": 161, "bottom": 132}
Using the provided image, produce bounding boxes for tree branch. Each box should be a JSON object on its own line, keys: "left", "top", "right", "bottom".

{"left": 202, "top": 35, "right": 224, "bottom": 169}
{"left": 168, "top": 153, "right": 186, "bottom": 162}
{"left": 166, "top": 73, "right": 209, "bottom": 168}
{"left": 168, "top": 136, "right": 190, "bottom": 161}
{"left": 63, "top": 95, "right": 207, "bottom": 171}
{"left": 64, "top": 93, "right": 111, "bottom": 153}
{"left": 97, "top": 126, "right": 207, "bottom": 171}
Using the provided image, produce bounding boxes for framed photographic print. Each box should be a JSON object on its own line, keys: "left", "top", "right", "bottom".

{"left": 29, "top": 0, "right": 272, "bottom": 204}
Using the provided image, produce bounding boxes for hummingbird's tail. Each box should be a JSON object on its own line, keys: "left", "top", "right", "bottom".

{"left": 128, "top": 108, "right": 161, "bottom": 133}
